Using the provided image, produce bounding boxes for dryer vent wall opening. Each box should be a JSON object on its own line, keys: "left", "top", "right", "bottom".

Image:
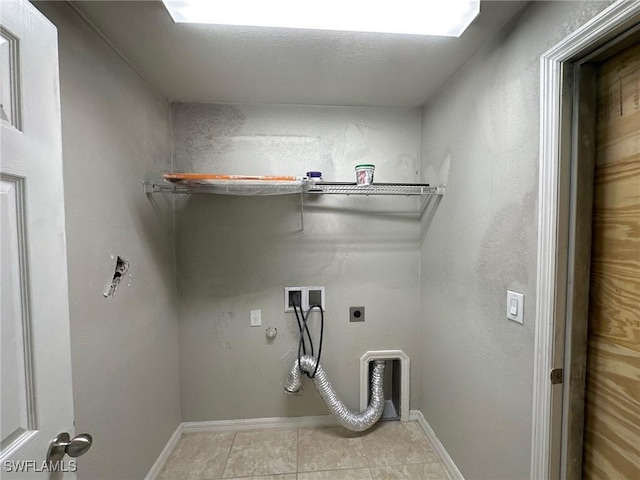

{"left": 372, "top": 358, "right": 402, "bottom": 421}
{"left": 360, "top": 350, "right": 410, "bottom": 422}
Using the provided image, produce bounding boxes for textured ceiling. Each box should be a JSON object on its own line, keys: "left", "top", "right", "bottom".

{"left": 69, "top": 0, "right": 526, "bottom": 107}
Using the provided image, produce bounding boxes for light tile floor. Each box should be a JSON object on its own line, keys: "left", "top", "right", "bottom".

{"left": 158, "top": 421, "right": 449, "bottom": 480}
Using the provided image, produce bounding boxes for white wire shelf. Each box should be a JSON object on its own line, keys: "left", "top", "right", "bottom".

{"left": 143, "top": 181, "right": 444, "bottom": 196}
{"left": 143, "top": 181, "right": 308, "bottom": 196}
{"left": 307, "top": 182, "right": 444, "bottom": 196}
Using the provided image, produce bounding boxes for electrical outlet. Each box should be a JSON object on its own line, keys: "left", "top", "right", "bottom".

{"left": 250, "top": 309, "right": 262, "bottom": 327}
{"left": 350, "top": 306, "right": 365, "bottom": 322}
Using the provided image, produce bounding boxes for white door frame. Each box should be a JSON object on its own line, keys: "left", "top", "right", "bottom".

{"left": 531, "top": 1, "right": 640, "bottom": 478}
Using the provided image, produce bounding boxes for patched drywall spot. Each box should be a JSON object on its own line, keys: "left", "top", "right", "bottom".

{"left": 103, "top": 256, "right": 130, "bottom": 298}
{"left": 281, "top": 315, "right": 305, "bottom": 363}
{"left": 331, "top": 122, "right": 377, "bottom": 164}
{"left": 423, "top": 152, "right": 451, "bottom": 186}
{"left": 212, "top": 311, "right": 235, "bottom": 350}
{"left": 476, "top": 190, "right": 536, "bottom": 318}
{"left": 172, "top": 103, "right": 246, "bottom": 170}
{"left": 393, "top": 153, "right": 419, "bottom": 177}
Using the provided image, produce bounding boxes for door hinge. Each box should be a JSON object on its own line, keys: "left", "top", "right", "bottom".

{"left": 550, "top": 368, "right": 564, "bottom": 385}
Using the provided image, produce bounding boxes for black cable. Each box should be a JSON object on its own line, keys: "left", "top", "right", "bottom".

{"left": 294, "top": 302, "right": 306, "bottom": 377}
{"left": 293, "top": 299, "right": 314, "bottom": 377}
{"left": 292, "top": 302, "right": 308, "bottom": 355}
{"left": 302, "top": 304, "right": 324, "bottom": 379}
{"left": 291, "top": 296, "right": 325, "bottom": 379}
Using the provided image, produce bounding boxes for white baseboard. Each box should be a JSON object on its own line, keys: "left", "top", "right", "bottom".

{"left": 144, "top": 423, "right": 182, "bottom": 480}
{"left": 182, "top": 414, "right": 338, "bottom": 433}
{"left": 147, "top": 412, "right": 460, "bottom": 480}
{"left": 410, "top": 410, "right": 464, "bottom": 480}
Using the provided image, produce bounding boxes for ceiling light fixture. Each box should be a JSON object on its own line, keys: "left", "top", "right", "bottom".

{"left": 161, "top": 0, "right": 480, "bottom": 37}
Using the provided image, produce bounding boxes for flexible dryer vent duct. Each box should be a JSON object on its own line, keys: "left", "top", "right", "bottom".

{"left": 284, "top": 355, "right": 385, "bottom": 432}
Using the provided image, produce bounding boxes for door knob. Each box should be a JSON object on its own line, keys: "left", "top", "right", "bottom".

{"left": 47, "top": 432, "right": 93, "bottom": 463}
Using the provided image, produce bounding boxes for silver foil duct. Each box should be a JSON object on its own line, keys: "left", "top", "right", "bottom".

{"left": 284, "top": 355, "right": 385, "bottom": 432}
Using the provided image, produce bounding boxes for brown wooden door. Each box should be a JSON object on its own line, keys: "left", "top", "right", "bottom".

{"left": 583, "top": 41, "right": 640, "bottom": 479}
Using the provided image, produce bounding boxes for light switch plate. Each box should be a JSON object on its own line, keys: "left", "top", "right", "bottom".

{"left": 506, "top": 291, "right": 524, "bottom": 324}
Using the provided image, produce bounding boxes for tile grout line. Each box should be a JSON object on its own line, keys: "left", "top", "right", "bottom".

{"left": 220, "top": 431, "right": 237, "bottom": 479}
{"left": 296, "top": 428, "right": 300, "bottom": 475}
{"left": 362, "top": 429, "right": 372, "bottom": 472}
{"left": 365, "top": 434, "right": 375, "bottom": 479}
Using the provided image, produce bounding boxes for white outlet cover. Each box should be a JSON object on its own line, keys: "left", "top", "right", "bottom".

{"left": 506, "top": 290, "right": 524, "bottom": 324}
{"left": 250, "top": 309, "right": 262, "bottom": 327}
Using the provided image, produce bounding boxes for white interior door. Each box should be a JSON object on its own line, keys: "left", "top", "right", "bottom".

{"left": 0, "top": 0, "right": 76, "bottom": 477}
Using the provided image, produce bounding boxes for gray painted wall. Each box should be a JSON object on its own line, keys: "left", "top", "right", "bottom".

{"left": 418, "top": 2, "right": 612, "bottom": 479}
{"left": 172, "top": 103, "right": 423, "bottom": 421}
{"left": 34, "top": 3, "right": 181, "bottom": 479}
